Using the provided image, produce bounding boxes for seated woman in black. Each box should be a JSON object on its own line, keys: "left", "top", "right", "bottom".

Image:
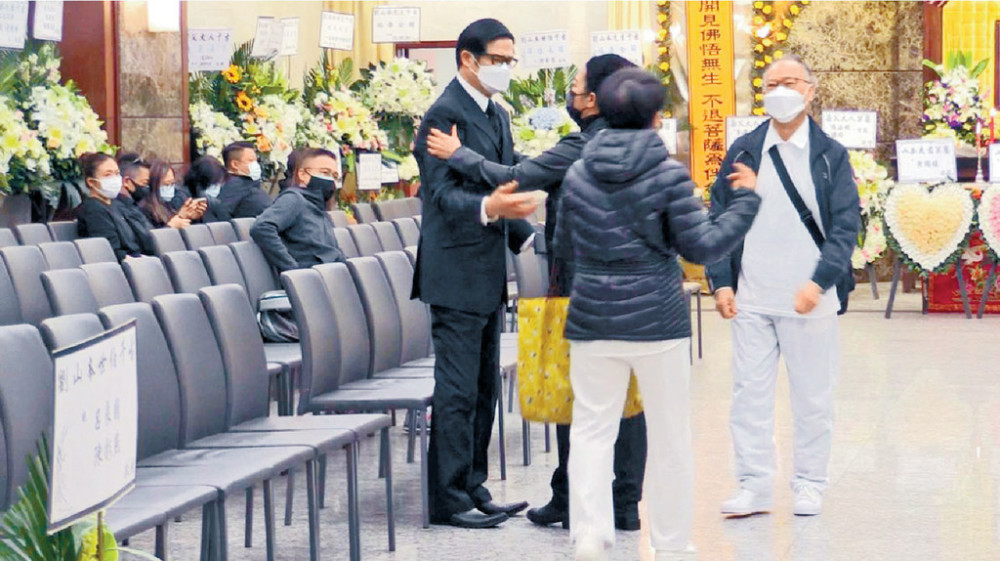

{"left": 141, "top": 158, "right": 207, "bottom": 228}
{"left": 182, "top": 155, "right": 230, "bottom": 222}
{"left": 75, "top": 153, "right": 143, "bottom": 262}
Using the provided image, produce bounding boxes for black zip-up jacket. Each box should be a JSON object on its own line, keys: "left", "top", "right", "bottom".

{"left": 250, "top": 182, "right": 345, "bottom": 273}
{"left": 112, "top": 194, "right": 156, "bottom": 256}
{"left": 76, "top": 197, "right": 141, "bottom": 262}
{"left": 554, "top": 128, "right": 760, "bottom": 342}
{"left": 216, "top": 174, "right": 271, "bottom": 219}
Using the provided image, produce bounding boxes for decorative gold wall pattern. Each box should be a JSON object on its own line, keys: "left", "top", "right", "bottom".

{"left": 783, "top": 1, "right": 924, "bottom": 162}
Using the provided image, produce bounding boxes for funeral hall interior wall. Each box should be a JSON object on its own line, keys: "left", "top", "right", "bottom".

{"left": 784, "top": 0, "right": 925, "bottom": 163}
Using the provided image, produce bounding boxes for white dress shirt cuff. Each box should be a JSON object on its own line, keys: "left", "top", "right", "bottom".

{"left": 521, "top": 234, "right": 535, "bottom": 254}
{"left": 480, "top": 197, "right": 498, "bottom": 225}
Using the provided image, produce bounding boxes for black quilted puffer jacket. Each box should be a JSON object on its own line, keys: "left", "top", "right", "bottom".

{"left": 553, "top": 128, "right": 761, "bottom": 342}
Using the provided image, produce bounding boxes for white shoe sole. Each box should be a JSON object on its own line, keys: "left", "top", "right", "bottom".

{"left": 793, "top": 504, "right": 822, "bottom": 516}
{"left": 721, "top": 502, "right": 773, "bottom": 516}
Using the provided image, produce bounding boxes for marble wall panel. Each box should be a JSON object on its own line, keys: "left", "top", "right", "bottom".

{"left": 120, "top": 118, "right": 184, "bottom": 164}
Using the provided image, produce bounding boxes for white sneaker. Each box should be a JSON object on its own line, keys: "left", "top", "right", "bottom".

{"left": 720, "top": 488, "right": 773, "bottom": 516}
{"left": 654, "top": 544, "right": 697, "bottom": 561}
{"left": 574, "top": 536, "right": 607, "bottom": 561}
{"left": 793, "top": 485, "right": 823, "bottom": 516}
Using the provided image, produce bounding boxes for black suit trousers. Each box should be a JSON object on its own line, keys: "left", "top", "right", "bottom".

{"left": 550, "top": 413, "right": 647, "bottom": 512}
{"left": 427, "top": 304, "right": 502, "bottom": 519}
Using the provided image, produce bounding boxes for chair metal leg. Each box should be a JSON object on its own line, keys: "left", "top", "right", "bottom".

{"left": 346, "top": 444, "right": 361, "bottom": 561}
{"left": 318, "top": 453, "right": 328, "bottom": 509}
{"left": 544, "top": 423, "right": 551, "bottom": 453}
{"left": 306, "top": 460, "right": 320, "bottom": 561}
{"left": 244, "top": 487, "right": 253, "bottom": 548}
{"left": 496, "top": 369, "right": 507, "bottom": 481}
{"left": 507, "top": 369, "right": 516, "bottom": 413}
{"left": 216, "top": 496, "right": 229, "bottom": 561}
{"left": 381, "top": 426, "right": 396, "bottom": 551}
{"left": 522, "top": 419, "right": 531, "bottom": 466}
{"left": 284, "top": 468, "right": 295, "bottom": 526}
{"left": 200, "top": 503, "right": 211, "bottom": 561}
{"left": 263, "top": 479, "right": 275, "bottom": 561}
{"left": 696, "top": 292, "right": 703, "bottom": 359}
{"left": 155, "top": 522, "right": 168, "bottom": 561}
{"left": 419, "top": 406, "right": 430, "bottom": 528}
{"left": 406, "top": 408, "right": 417, "bottom": 463}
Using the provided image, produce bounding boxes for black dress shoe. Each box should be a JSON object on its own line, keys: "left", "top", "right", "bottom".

{"left": 526, "top": 503, "right": 569, "bottom": 529}
{"left": 432, "top": 509, "right": 509, "bottom": 529}
{"left": 614, "top": 506, "right": 640, "bottom": 531}
{"left": 477, "top": 500, "right": 529, "bottom": 517}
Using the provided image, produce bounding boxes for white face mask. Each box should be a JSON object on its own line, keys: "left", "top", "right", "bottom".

{"left": 248, "top": 161, "right": 262, "bottom": 181}
{"left": 475, "top": 60, "right": 511, "bottom": 95}
{"left": 204, "top": 183, "right": 222, "bottom": 198}
{"left": 96, "top": 175, "right": 122, "bottom": 200}
{"left": 763, "top": 85, "right": 806, "bottom": 123}
{"left": 159, "top": 183, "right": 176, "bottom": 201}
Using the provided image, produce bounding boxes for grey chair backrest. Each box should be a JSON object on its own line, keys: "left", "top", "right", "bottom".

{"left": 513, "top": 248, "right": 548, "bottom": 299}
{"left": 150, "top": 228, "right": 186, "bottom": 256}
{"left": 372, "top": 199, "right": 401, "bottom": 222}
{"left": 281, "top": 268, "right": 344, "bottom": 413}
{"left": 74, "top": 237, "right": 117, "bottom": 264}
{"left": 99, "top": 302, "right": 183, "bottom": 460}
{"left": 47, "top": 220, "right": 78, "bottom": 242}
{"left": 206, "top": 222, "right": 238, "bottom": 246}
{"left": 347, "top": 224, "right": 383, "bottom": 257}
{"left": 81, "top": 263, "right": 136, "bottom": 307}
{"left": 333, "top": 228, "right": 360, "bottom": 259}
{"left": 162, "top": 251, "right": 212, "bottom": 294}
{"left": 230, "top": 241, "right": 278, "bottom": 306}
{"left": 376, "top": 251, "right": 431, "bottom": 362}
{"left": 14, "top": 223, "right": 53, "bottom": 245}
{"left": 412, "top": 215, "right": 421, "bottom": 228}
{"left": 39, "top": 313, "right": 104, "bottom": 354}
{"left": 346, "top": 257, "right": 404, "bottom": 373}
{"left": 405, "top": 197, "right": 421, "bottom": 217}
{"left": 198, "top": 245, "right": 247, "bottom": 290}
{"left": 42, "top": 269, "right": 100, "bottom": 316}
{"left": 0, "top": 325, "right": 54, "bottom": 510}
{"left": 0, "top": 258, "right": 22, "bottom": 326}
{"left": 152, "top": 293, "right": 228, "bottom": 444}
{"left": 180, "top": 224, "right": 216, "bottom": 250}
{"left": 199, "top": 284, "right": 270, "bottom": 427}
{"left": 315, "top": 263, "right": 373, "bottom": 384}
{"left": 123, "top": 256, "right": 175, "bottom": 303}
{"left": 328, "top": 210, "right": 350, "bottom": 228}
{"left": 0, "top": 228, "right": 17, "bottom": 248}
{"left": 38, "top": 241, "right": 83, "bottom": 270}
{"left": 0, "top": 245, "right": 52, "bottom": 326}
{"left": 230, "top": 217, "right": 255, "bottom": 241}
{"left": 350, "top": 202, "right": 377, "bottom": 224}
{"left": 391, "top": 218, "right": 420, "bottom": 247}
{"left": 404, "top": 246, "right": 418, "bottom": 267}
{"left": 371, "top": 222, "right": 404, "bottom": 252}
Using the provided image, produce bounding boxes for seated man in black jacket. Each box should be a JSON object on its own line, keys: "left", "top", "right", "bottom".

{"left": 113, "top": 153, "right": 158, "bottom": 257}
{"left": 250, "top": 148, "right": 345, "bottom": 272}
{"left": 217, "top": 141, "right": 272, "bottom": 219}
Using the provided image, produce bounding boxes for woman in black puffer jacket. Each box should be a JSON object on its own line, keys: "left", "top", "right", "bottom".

{"left": 553, "top": 68, "right": 761, "bottom": 561}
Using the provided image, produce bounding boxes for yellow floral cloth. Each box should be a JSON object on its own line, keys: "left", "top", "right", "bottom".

{"left": 516, "top": 297, "right": 644, "bottom": 424}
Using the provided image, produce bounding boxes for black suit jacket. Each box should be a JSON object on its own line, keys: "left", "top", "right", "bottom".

{"left": 411, "top": 78, "right": 517, "bottom": 314}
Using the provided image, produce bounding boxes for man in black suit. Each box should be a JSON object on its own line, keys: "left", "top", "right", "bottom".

{"left": 217, "top": 141, "right": 271, "bottom": 219}
{"left": 412, "top": 18, "right": 540, "bottom": 529}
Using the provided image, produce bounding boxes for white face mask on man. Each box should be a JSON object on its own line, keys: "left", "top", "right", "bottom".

{"left": 247, "top": 161, "right": 262, "bottom": 181}
{"left": 475, "top": 60, "right": 512, "bottom": 95}
{"left": 763, "top": 86, "right": 807, "bottom": 123}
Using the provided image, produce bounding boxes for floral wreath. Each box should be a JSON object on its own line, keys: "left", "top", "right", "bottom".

{"left": 750, "top": 0, "right": 810, "bottom": 115}
{"left": 883, "top": 183, "right": 976, "bottom": 276}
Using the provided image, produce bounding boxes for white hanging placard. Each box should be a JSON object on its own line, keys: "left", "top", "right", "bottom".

{"left": 250, "top": 16, "right": 280, "bottom": 58}
{"left": 0, "top": 1, "right": 29, "bottom": 50}
{"left": 725, "top": 116, "right": 768, "bottom": 149}
{"left": 520, "top": 30, "right": 570, "bottom": 70}
{"left": 187, "top": 28, "right": 233, "bottom": 72}
{"left": 372, "top": 6, "right": 419, "bottom": 44}
{"left": 659, "top": 118, "right": 678, "bottom": 155}
{"left": 31, "top": 0, "right": 62, "bottom": 42}
{"left": 590, "top": 30, "right": 643, "bottom": 66}
{"left": 49, "top": 322, "right": 138, "bottom": 532}
{"left": 895, "top": 138, "right": 958, "bottom": 183}
{"left": 357, "top": 152, "right": 384, "bottom": 191}
{"left": 320, "top": 11, "right": 354, "bottom": 51}
{"left": 279, "top": 17, "right": 299, "bottom": 57}
{"left": 822, "top": 110, "right": 878, "bottom": 149}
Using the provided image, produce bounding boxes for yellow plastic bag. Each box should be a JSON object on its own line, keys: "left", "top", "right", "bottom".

{"left": 516, "top": 297, "right": 644, "bottom": 424}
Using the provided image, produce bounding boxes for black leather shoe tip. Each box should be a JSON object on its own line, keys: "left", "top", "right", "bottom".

{"left": 436, "top": 509, "right": 509, "bottom": 529}
{"left": 526, "top": 504, "right": 569, "bottom": 529}
{"left": 614, "top": 516, "right": 640, "bottom": 531}
{"left": 478, "top": 500, "right": 529, "bottom": 517}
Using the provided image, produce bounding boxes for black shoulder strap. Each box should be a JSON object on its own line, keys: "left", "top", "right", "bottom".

{"left": 768, "top": 144, "right": 825, "bottom": 249}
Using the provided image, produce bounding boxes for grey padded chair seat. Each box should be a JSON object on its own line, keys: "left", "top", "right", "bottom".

{"left": 105, "top": 508, "right": 168, "bottom": 544}
{"left": 232, "top": 413, "right": 390, "bottom": 437}
{"left": 309, "top": 377, "right": 435, "bottom": 411}
{"left": 74, "top": 236, "right": 118, "bottom": 264}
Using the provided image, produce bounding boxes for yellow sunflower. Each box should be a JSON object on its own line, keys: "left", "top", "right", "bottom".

{"left": 236, "top": 91, "right": 253, "bottom": 112}
{"left": 222, "top": 65, "right": 241, "bottom": 84}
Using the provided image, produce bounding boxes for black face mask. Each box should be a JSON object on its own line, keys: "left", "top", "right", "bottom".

{"left": 308, "top": 175, "right": 336, "bottom": 202}
{"left": 566, "top": 91, "right": 585, "bottom": 128}
{"left": 131, "top": 184, "right": 149, "bottom": 203}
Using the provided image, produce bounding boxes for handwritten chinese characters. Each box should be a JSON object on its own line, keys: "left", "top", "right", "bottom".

{"left": 687, "top": 0, "right": 734, "bottom": 189}
{"left": 895, "top": 139, "right": 957, "bottom": 183}
{"left": 822, "top": 110, "right": 877, "bottom": 149}
{"left": 0, "top": 1, "right": 28, "bottom": 50}
{"left": 520, "top": 30, "right": 570, "bottom": 70}
{"left": 372, "top": 6, "right": 419, "bottom": 44}
{"left": 590, "top": 30, "right": 643, "bottom": 66}
{"left": 188, "top": 28, "right": 233, "bottom": 72}
{"left": 320, "top": 11, "right": 355, "bottom": 51}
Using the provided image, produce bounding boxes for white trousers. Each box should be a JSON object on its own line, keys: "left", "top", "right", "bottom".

{"left": 730, "top": 310, "right": 840, "bottom": 494}
{"left": 568, "top": 338, "right": 693, "bottom": 553}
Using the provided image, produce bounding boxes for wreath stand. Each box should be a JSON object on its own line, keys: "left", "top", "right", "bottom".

{"left": 885, "top": 256, "right": 972, "bottom": 319}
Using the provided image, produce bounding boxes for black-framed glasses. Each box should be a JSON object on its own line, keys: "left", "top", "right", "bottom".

{"left": 763, "top": 76, "right": 811, "bottom": 92}
{"left": 479, "top": 52, "right": 518, "bottom": 68}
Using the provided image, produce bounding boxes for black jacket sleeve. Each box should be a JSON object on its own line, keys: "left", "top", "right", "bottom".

{"left": 704, "top": 145, "right": 747, "bottom": 290}
{"left": 446, "top": 132, "right": 587, "bottom": 193}
{"left": 77, "top": 201, "right": 129, "bottom": 262}
{"left": 415, "top": 105, "right": 487, "bottom": 223}
{"left": 811, "top": 147, "right": 861, "bottom": 290}
{"left": 250, "top": 192, "right": 302, "bottom": 273}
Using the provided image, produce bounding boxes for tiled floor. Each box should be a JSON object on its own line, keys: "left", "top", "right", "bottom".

{"left": 123, "top": 284, "right": 1000, "bottom": 560}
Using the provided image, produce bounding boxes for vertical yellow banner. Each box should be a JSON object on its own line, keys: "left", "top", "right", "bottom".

{"left": 687, "top": 0, "right": 735, "bottom": 191}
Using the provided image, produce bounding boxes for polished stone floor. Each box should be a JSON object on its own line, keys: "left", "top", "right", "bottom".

{"left": 122, "top": 284, "right": 1000, "bottom": 560}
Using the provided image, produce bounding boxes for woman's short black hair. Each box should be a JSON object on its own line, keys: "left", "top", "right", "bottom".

{"left": 183, "top": 155, "right": 226, "bottom": 197}
{"left": 597, "top": 68, "right": 666, "bottom": 130}
{"left": 455, "top": 18, "right": 513, "bottom": 68}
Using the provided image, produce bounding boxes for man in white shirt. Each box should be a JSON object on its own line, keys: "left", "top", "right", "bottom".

{"left": 707, "top": 55, "right": 861, "bottom": 517}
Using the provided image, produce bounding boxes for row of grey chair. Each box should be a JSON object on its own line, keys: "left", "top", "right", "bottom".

{"left": 0, "top": 283, "right": 394, "bottom": 560}
{"left": 350, "top": 198, "right": 422, "bottom": 225}
{"left": 0, "top": 220, "right": 78, "bottom": 248}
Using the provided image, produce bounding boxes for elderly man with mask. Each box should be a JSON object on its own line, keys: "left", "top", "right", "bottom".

{"left": 707, "top": 54, "right": 860, "bottom": 517}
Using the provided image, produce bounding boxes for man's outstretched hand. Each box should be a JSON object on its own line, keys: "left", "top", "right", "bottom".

{"left": 485, "top": 181, "right": 538, "bottom": 220}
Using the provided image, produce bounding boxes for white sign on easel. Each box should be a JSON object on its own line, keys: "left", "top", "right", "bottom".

{"left": 279, "top": 17, "right": 299, "bottom": 57}
{"left": 520, "top": 30, "right": 570, "bottom": 70}
{"left": 725, "top": 116, "right": 768, "bottom": 149}
{"left": 357, "top": 153, "right": 384, "bottom": 191}
{"left": 31, "top": 0, "right": 62, "bottom": 41}
{"left": 250, "top": 16, "right": 280, "bottom": 58}
{"left": 49, "top": 322, "right": 138, "bottom": 532}
{"left": 0, "top": 1, "right": 29, "bottom": 50}
{"left": 990, "top": 144, "right": 1000, "bottom": 184}
{"left": 187, "top": 28, "right": 233, "bottom": 72}
{"left": 895, "top": 138, "right": 957, "bottom": 183}
{"left": 590, "top": 30, "right": 643, "bottom": 66}
{"left": 372, "top": 6, "right": 419, "bottom": 44}
{"left": 659, "top": 118, "right": 678, "bottom": 155}
{"left": 320, "top": 11, "right": 354, "bottom": 51}
{"left": 822, "top": 110, "right": 877, "bottom": 149}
